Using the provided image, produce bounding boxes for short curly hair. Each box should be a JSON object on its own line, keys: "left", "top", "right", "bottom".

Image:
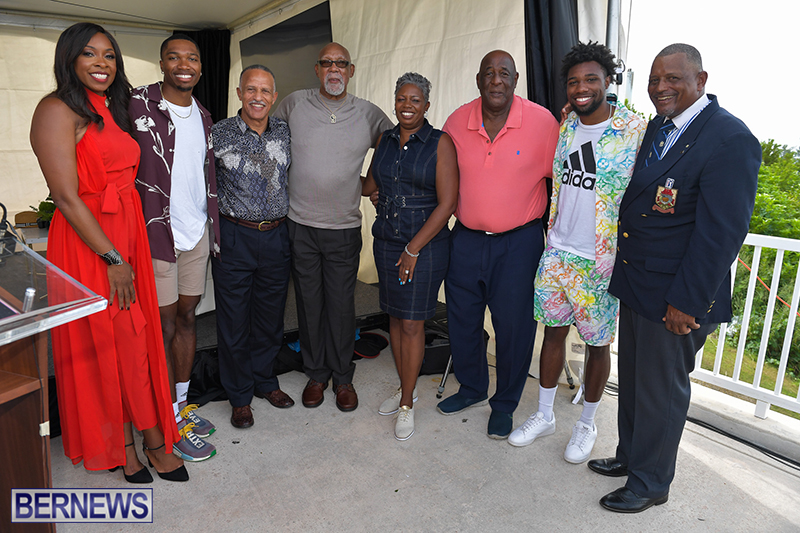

{"left": 560, "top": 41, "right": 617, "bottom": 83}
{"left": 395, "top": 72, "right": 431, "bottom": 102}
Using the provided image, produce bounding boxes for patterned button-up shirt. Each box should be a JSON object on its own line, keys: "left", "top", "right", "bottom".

{"left": 130, "top": 82, "right": 221, "bottom": 261}
{"left": 212, "top": 113, "right": 291, "bottom": 222}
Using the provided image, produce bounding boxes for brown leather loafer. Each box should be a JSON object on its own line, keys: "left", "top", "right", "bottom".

{"left": 231, "top": 405, "right": 254, "bottom": 428}
{"left": 255, "top": 389, "right": 295, "bottom": 409}
{"left": 302, "top": 379, "right": 328, "bottom": 408}
{"left": 335, "top": 383, "right": 358, "bottom": 412}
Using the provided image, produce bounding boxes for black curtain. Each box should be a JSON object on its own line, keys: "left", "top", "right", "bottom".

{"left": 524, "top": 0, "right": 579, "bottom": 121}
{"left": 177, "top": 29, "right": 231, "bottom": 124}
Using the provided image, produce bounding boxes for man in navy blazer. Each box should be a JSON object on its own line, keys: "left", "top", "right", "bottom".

{"left": 588, "top": 44, "right": 761, "bottom": 513}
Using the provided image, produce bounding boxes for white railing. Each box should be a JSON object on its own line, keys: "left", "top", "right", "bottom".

{"left": 691, "top": 233, "right": 800, "bottom": 419}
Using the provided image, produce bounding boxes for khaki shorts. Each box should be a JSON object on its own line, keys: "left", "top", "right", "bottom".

{"left": 152, "top": 224, "right": 210, "bottom": 307}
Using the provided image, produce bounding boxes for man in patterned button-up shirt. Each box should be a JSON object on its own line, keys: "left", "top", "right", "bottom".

{"left": 131, "top": 34, "right": 219, "bottom": 462}
{"left": 211, "top": 65, "right": 293, "bottom": 429}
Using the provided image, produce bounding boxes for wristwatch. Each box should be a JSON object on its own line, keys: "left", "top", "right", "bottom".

{"left": 98, "top": 248, "right": 124, "bottom": 266}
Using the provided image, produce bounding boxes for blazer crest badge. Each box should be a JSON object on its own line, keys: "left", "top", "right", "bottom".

{"left": 653, "top": 178, "right": 678, "bottom": 214}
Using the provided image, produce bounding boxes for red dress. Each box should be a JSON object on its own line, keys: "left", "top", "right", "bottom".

{"left": 48, "top": 90, "right": 178, "bottom": 470}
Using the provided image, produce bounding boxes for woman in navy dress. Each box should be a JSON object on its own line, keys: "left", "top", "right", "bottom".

{"left": 362, "top": 73, "right": 458, "bottom": 440}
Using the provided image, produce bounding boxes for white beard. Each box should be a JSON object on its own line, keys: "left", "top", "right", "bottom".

{"left": 325, "top": 74, "right": 345, "bottom": 96}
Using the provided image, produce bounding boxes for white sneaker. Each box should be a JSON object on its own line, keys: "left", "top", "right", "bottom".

{"left": 564, "top": 421, "right": 598, "bottom": 464}
{"left": 508, "top": 412, "right": 555, "bottom": 447}
{"left": 395, "top": 406, "right": 415, "bottom": 441}
{"left": 378, "top": 386, "right": 418, "bottom": 415}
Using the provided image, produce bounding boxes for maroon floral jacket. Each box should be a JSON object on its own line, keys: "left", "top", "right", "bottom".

{"left": 129, "top": 82, "right": 220, "bottom": 262}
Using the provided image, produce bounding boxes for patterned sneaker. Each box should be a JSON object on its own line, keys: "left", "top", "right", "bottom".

{"left": 174, "top": 418, "right": 217, "bottom": 462}
{"left": 179, "top": 402, "right": 216, "bottom": 438}
{"left": 378, "top": 386, "right": 418, "bottom": 416}
{"left": 564, "top": 421, "right": 598, "bottom": 464}
{"left": 394, "top": 406, "right": 415, "bottom": 441}
{"left": 508, "top": 411, "right": 555, "bottom": 447}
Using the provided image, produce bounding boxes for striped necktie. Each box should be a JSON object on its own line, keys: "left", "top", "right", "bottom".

{"left": 644, "top": 119, "right": 676, "bottom": 167}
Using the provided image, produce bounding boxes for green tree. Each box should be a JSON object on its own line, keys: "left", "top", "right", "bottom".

{"left": 730, "top": 141, "right": 800, "bottom": 379}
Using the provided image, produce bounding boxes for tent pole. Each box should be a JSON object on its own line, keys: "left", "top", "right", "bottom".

{"left": 605, "top": 0, "right": 621, "bottom": 87}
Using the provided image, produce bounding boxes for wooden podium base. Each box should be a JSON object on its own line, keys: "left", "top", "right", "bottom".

{"left": 0, "top": 331, "right": 54, "bottom": 533}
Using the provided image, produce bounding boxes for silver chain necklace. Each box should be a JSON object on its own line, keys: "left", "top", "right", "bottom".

{"left": 164, "top": 99, "right": 193, "bottom": 120}
{"left": 319, "top": 94, "right": 347, "bottom": 124}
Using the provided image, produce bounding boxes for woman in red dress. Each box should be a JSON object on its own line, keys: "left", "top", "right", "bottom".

{"left": 30, "top": 22, "right": 186, "bottom": 482}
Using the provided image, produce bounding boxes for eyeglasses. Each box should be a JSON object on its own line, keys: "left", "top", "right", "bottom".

{"left": 317, "top": 59, "right": 350, "bottom": 69}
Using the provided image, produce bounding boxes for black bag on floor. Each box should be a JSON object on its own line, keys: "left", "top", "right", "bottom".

{"left": 354, "top": 331, "right": 388, "bottom": 359}
{"left": 419, "top": 328, "right": 452, "bottom": 375}
{"left": 417, "top": 319, "right": 489, "bottom": 376}
{"left": 188, "top": 347, "right": 228, "bottom": 405}
{"left": 274, "top": 343, "right": 304, "bottom": 375}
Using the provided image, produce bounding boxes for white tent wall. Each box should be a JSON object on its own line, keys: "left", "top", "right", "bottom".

{"left": 0, "top": 23, "right": 167, "bottom": 216}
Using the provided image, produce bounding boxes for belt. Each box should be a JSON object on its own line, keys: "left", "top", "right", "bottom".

{"left": 378, "top": 193, "right": 438, "bottom": 219}
{"left": 222, "top": 214, "right": 286, "bottom": 231}
{"left": 377, "top": 193, "right": 438, "bottom": 209}
{"left": 456, "top": 218, "right": 540, "bottom": 237}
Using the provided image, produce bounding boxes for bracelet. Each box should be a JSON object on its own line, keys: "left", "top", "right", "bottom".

{"left": 404, "top": 244, "right": 419, "bottom": 258}
{"left": 98, "top": 248, "right": 124, "bottom": 266}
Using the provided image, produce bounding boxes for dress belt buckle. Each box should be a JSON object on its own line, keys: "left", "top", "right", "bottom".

{"left": 257, "top": 220, "right": 274, "bottom": 231}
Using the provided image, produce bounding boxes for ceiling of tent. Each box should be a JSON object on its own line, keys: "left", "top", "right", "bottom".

{"left": 0, "top": 0, "right": 294, "bottom": 30}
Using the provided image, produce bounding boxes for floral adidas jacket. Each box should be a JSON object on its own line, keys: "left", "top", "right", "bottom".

{"left": 548, "top": 103, "right": 647, "bottom": 278}
{"left": 130, "top": 82, "right": 220, "bottom": 262}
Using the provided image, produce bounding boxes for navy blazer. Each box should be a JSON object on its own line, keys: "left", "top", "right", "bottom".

{"left": 608, "top": 95, "right": 761, "bottom": 324}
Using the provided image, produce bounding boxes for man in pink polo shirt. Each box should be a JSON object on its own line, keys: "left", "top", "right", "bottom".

{"left": 437, "top": 50, "right": 559, "bottom": 439}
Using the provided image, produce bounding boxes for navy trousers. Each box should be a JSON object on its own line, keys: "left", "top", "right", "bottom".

{"left": 212, "top": 217, "right": 291, "bottom": 408}
{"left": 445, "top": 221, "right": 544, "bottom": 414}
{"left": 616, "top": 302, "right": 716, "bottom": 498}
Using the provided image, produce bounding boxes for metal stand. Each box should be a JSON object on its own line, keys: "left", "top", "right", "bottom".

{"left": 436, "top": 355, "right": 453, "bottom": 398}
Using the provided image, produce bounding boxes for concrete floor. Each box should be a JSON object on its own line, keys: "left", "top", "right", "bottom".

{"left": 50, "top": 334, "right": 800, "bottom": 532}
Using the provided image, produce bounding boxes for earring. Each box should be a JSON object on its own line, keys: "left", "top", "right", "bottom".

{"left": 392, "top": 109, "right": 396, "bottom": 116}
{"left": 424, "top": 111, "right": 428, "bottom": 118}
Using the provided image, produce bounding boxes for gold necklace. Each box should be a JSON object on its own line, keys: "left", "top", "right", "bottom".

{"left": 319, "top": 94, "right": 348, "bottom": 124}
{"left": 164, "top": 99, "right": 193, "bottom": 120}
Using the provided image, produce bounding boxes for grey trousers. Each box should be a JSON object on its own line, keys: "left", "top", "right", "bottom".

{"left": 287, "top": 219, "right": 361, "bottom": 387}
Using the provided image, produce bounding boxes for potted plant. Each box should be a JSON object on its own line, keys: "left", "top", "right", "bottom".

{"left": 30, "top": 196, "right": 56, "bottom": 228}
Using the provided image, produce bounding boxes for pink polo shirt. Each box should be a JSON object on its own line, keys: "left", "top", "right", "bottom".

{"left": 443, "top": 95, "right": 559, "bottom": 233}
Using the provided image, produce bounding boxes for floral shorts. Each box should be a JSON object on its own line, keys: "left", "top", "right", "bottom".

{"left": 533, "top": 246, "right": 619, "bottom": 346}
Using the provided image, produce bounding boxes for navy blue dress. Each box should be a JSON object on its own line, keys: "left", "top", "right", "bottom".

{"left": 372, "top": 120, "right": 449, "bottom": 320}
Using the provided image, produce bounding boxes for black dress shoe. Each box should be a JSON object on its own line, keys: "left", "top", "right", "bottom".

{"left": 109, "top": 441, "right": 153, "bottom": 483}
{"left": 588, "top": 457, "right": 628, "bottom": 477}
{"left": 600, "top": 487, "right": 668, "bottom": 513}
{"left": 142, "top": 443, "right": 189, "bottom": 482}
{"left": 109, "top": 465, "right": 153, "bottom": 484}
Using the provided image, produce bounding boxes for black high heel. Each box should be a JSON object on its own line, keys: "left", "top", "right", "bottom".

{"left": 109, "top": 442, "right": 153, "bottom": 484}
{"left": 143, "top": 442, "right": 189, "bottom": 482}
